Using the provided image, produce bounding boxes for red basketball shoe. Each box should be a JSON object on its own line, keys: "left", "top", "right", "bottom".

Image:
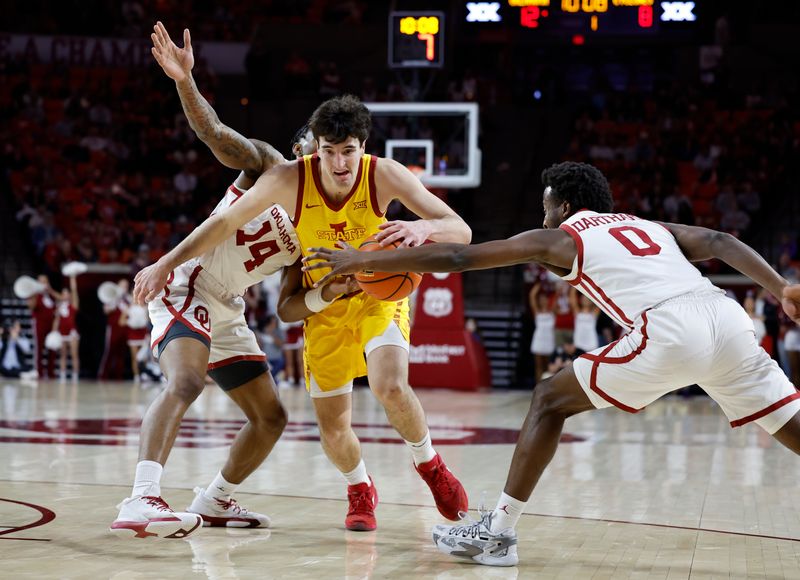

{"left": 345, "top": 477, "right": 378, "bottom": 531}
{"left": 415, "top": 453, "right": 468, "bottom": 521}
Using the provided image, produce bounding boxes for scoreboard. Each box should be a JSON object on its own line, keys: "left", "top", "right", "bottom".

{"left": 464, "top": 0, "right": 698, "bottom": 40}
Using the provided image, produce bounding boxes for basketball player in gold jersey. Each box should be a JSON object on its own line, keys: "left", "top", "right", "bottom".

{"left": 135, "top": 94, "right": 472, "bottom": 530}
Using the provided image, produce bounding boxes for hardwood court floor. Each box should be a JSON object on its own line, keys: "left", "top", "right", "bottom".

{"left": 2, "top": 379, "right": 800, "bottom": 579}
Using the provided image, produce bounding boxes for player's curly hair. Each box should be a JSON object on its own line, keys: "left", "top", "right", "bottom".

{"left": 541, "top": 161, "right": 614, "bottom": 214}
{"left": 309, "top": 95, "right": 372, "bottom": 144}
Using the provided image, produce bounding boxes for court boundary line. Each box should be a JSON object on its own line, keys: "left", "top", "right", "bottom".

{"left": 3, "top": 479, "right": 799, "bottom": 544}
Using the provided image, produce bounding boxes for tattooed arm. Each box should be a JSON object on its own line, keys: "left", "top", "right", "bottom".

{"left": 150, "top": 21, "right": 285, "bottom": 179}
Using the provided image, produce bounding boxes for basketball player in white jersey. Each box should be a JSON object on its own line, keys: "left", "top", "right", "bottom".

{"left": 111, "top": 22, "right": 356, "bottom": 539}
{"left": 303, "top": 161, "right": 800, "bottom": 566}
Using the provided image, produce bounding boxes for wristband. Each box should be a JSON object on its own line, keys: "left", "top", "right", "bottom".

{"left": 304, "top": 285, "right": 336, "bottom": 313}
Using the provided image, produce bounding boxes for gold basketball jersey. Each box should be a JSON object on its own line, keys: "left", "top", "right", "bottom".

{"left": 294, "top": 154, "right": 384, "bottom": 288}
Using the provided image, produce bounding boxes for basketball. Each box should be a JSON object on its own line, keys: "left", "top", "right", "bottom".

{"left": 354, "top": 235, "right": 422, "bottom": 301}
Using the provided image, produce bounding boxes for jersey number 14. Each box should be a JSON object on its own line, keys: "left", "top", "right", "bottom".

{"left": 237, "top": 220, "right": 280, "bottom": 272}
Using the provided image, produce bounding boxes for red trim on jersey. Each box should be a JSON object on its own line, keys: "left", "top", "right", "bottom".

{"left": 582, "top": 311, "right": 649, "bottom": 364}
{"left": 575, "top": 280, "right": 621, "bottom": 328}
{"left": 229, "top": 184, "right": 245, "bottom": 198}
{"left": 581, "top": 274, "right": 634, "bottom": 327}
{"left": 311, "top": 155, "right": 365, "bottom": 211}
{"left": 368, "top": 156, "right": 383, "bottom": 218}
{"left": 559, "top": 223, "right": 583, "bottom": 285}
{"left": 729, "top": 391, "right": 800, "bottom": 428}
{"left": 150, "top": 318, "right": 178, "bottom": 352}
{"left": 152, "top": 265, "right": 210, "bottom": 351}
{"left": 207, "top": 354, "right": 266, "bottom": 370}
{"left": 293, "top": 160, "right": 305, "bottom": 228}
{"left": 580, "top": 312, "right": 650, "bottom": 413}
{"left": 562, "top": 219, "right": 633, "bottom": 328}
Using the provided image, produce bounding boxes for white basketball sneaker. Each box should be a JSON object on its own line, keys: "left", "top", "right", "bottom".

{"left": 432, "top": 510, "right": 518, "bottom": 567}
{"left": 186, "top": 487, "right": 271, "bottom": 528}
{"left": 110, "top": 495, "right": 203, "bottom": 539}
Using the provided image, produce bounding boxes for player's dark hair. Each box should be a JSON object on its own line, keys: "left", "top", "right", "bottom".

{"left": 541, "top": 162, "right": 614, "bottom": 214}
{"left": 308, "top": 95, "right": 371, "bottom": 144}
{"left": 290, "top": 123, "right": 311, "bottom": 157}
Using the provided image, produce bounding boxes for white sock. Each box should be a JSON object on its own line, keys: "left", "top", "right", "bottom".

{"left": 342, "top": 459, "right": 370, "bottom": 486}
{"left": 132, "top": 460, "right": 163, "bottom": 498}
{"left": 406, "top": 431, "right": 436, "bottom": 466}
{"left": 490, "top": 492, "right": 527, "bottom": 533}
{"left": 205, "top": 471, "right": 239, "bottom": 501}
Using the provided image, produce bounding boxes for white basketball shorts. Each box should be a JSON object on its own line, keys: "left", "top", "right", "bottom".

{"left": 572, "top": 290, "right": 800, "bottom": 434}
{"left": 148, "top": 261, "right": 265, "bottom": 370}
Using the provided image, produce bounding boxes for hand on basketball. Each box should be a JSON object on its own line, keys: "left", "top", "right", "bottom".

{"left": 376, "top": 220, "right": 432, "bottom": 248}
{"left": 151, "top": 21, "right": 194, "bottom": 82}
{"left": 302, "top": 242, "right": 362, "bottom": 287}
{"left": 325, "top": 275, "right": 361, "bottom": 297}
{"left": 133, "top": 261, "right": 170, "bottom": 305}
{"left": 783, "top": 284, "right": 800, "bottom": 324}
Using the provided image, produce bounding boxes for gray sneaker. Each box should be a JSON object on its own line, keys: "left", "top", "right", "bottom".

{"left": 432, "top": 511, "right": 518, "bottom": 567}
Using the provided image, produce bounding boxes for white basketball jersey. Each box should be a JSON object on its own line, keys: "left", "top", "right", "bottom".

{"left": 559, "top": 210, "right": 715, "bottom": 328}
{"left": 198, "top": 183, "right": 301, "bottom": 296}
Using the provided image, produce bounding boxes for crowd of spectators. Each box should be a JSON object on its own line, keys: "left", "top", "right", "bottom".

{"left": 6, "top": 0, "right": 373, "bottom": 41}
{"left": 562, "top": 83, "right": 800, "bottom": 271}
{"left": 1, "top": 52, "right": 232, "bottom": 280}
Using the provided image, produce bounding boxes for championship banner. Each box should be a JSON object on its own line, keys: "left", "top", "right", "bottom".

{"left": 409, "top": 272, "right": 491, "bottom": 390}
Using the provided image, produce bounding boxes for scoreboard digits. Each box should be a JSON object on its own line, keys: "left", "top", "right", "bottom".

{"left": 465, "top": 1, "right": 697, "bottom": 38}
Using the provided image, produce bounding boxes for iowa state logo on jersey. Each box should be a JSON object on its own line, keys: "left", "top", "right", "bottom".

{"left": 315, "top": 221, "right": 366, "bottom": 242}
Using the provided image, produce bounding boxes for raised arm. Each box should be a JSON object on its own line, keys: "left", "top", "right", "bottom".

{"left": 151, "top": 22, "right": 284, "bottom": 179}
{"left": 529, "top": 283, "right": 542, "bottom": 315}
{"left": 133, "top": 162, "right": 297, "bottom": 304}
{"left": 69, "top": 276, "right": 79, "bottom": 309}
{"left": 303, "top": 228, "right": 576, "bottom": 287}
{"left": 373, "top": 158, "right": 472, "bottom": 247}
{"left": 568, "top": 286, "right": 579, "bottom": 314}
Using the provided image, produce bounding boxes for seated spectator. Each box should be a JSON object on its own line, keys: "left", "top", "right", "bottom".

{"left": 173, "top": 161, "right": 198, "bottom": 195}
{"left": 663, "top": 186, "right": 695, "bottom": 225}
{"left": 319, "top": 61, "right": 341, "bottom": 98}
{"left": 736, "top": 181, "right": 761, "bottom": 213}
{"left": 720, "top": 201, "right": 751, "bottom": 235}
{"left": 0, "top": 320, "right": 34, "bottom": 378}
{"left": 543, "top": 342, "right": 585, "bottom": 380}
{"left": 284, "top": 50, "right": 313, "bottom": 95}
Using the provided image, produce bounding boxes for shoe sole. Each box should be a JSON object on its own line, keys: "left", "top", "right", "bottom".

{"left": 345, "top": 521, "right": 377, "bottom": 531}
{"left": 194, "top": 514, "right": 270, "bottom": 528}
{"left": 109, "top": 515, "right": 202, "bottom": 539}
{"left": 432, "top": 531, "right": 518, "bottom": 567}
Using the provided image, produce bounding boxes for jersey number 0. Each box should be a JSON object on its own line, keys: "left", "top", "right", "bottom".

{"left": 608, "top": 226, "right": 662, "bottom": 257}
{"left": 237, "top": 220, "right": 280, "bottom": 272}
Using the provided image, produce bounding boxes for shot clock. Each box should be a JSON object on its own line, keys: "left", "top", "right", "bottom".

{"left": 389, "top": 11, "right": 445, "bottom": 68}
